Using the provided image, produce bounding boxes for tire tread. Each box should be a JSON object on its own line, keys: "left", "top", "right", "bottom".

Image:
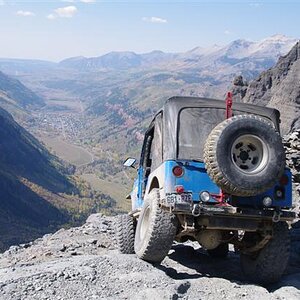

{"left": 135, "top": 189, "right": 178, "bottom": 263}
{"left": 240, "top": 222, "right": 290, "bottom": 285}
{"left": 116, "top": 214, "right": 135, "bottom": 254}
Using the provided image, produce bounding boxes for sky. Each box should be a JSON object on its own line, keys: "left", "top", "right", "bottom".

{"left": 0, "top": 0, "right": 299, "bottom": 61}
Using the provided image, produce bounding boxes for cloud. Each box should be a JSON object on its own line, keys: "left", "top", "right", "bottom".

{"left": 47, "top": 5, "right": 77, "bottom": 20}
{"left": 54, "top": 6, "right": 77, "bottom": 18}
{"left": 47, "top": 14, "right": 57, "bottom": 20}
{"left": 224, "top": 30, "right": 232, "bottom": 35}
{"left": 249, "top": 3, "right": 263, "bottom": 8}
{"left": 142, "top": 17, "right": 167, "bottom": 24}
{"left": 16, "top": 10, "right": 35, "bottom": 17}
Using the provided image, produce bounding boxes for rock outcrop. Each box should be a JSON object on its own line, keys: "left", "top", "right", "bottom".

{"left": 284, "top": 129, "right": 300, "bottom": 212}
{"left": 233, "top": 41, "right": 300, "bottom": 135}
{"left": 232, "top": 75, "right": 248, "bottom": 102}
{"left": 0, "top": 214, "right": 300, "bottom": 300}
{"left": 284, "top": 130, "right": 300, "bottom": 267}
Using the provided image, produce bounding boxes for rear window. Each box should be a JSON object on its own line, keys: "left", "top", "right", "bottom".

{"left": 178, "top": 107, "right": 225, "bottom": 160}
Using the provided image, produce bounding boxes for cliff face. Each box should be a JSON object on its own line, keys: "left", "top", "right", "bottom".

{"left": 233, "top": 41, "right": 300, "bottom": 135}
{"left": 0, "top": 107, "right": 76, "bottom": 251}
{"left": 0, "top": 107, "right": 73, "bottom": 193}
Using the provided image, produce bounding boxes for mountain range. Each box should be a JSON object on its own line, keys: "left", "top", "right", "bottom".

{"left": 58, "top": 34, "right": 297, "bottom": 73}
{"left": 0, "top": 34, "right": 296, "bottom": 74}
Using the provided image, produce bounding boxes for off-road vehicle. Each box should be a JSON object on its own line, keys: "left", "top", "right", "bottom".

{"left": 116, "top": 95, "right": 296, "bottom": 285}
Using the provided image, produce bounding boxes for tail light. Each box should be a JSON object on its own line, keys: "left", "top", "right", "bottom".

{"left": 279, "top": 175, "right": 289, "bottom": 186}
{"left": 172, "top": 166, "right": 184, "bottom": 177}
{"left": 176, "top": 185, "right": 185, "bottom": 193}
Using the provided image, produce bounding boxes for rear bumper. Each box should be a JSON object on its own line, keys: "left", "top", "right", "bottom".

{"left": 160, "top": 200, "right": 296, "bottom": 222}
{"left": 198, "top": 205, "right": 295, "bottom": 221}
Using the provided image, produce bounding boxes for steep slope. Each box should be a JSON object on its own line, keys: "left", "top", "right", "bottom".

{"left": 0, "top": 214, "right": 299, "bottom": 300}
{"left": 233, "top": 41, "right": 300, "bottom": 134}
{"left": 0, "top": 107, "right": 76, "bottom": 251}
{"left": 0, "top": 71, "right": 44, "bottom": 108}
{"left": 0, "top": 107, "right": 73, "bottom": 192}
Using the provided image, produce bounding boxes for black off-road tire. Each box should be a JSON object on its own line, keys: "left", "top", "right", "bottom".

{"left": 204, "top": 114, "right": 285, "bottom": 196}
{"left": 240, "top": 222, "right": 290, "bottom": 285}
{"left": 134, "top": 189, "right": 178, "bottom": 263}
{"left": 207, "top": 243, "right": 229, "bottom": 258}
{"left": 116, "top": 214, "right": 135, "bottom": 254}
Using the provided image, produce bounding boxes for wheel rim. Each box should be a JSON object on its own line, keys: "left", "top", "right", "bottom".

{"left": 140, "top": 206, "right": 151, "bottom": 240}
{"left": 231, "top": 134, "right": 269, "bottom": 174}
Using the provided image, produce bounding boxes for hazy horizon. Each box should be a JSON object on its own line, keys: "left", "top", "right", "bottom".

{"left": 0, "top": 0, "right": 299, "bottom": 61}
{"left": 0, "top": 33, "right": 297, "bottom": 63}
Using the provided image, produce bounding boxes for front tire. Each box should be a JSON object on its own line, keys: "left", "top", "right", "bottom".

{"left": 116, "top": 214, "right": 135, "bottom": 254}
{"left": 134, "top": 189, "right": 178, "bottom": 263}
{"left": 240, "top": 222, "right": 290, "bottom": 285}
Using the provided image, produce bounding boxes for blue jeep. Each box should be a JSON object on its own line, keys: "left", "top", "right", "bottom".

{"left": 116, "top": 96, "right": 296, "bottom": 285}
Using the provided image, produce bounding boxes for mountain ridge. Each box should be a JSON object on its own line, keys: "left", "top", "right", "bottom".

{"left": 58, "top": 34, "right": 297, "bottom": 71}
{"left": 233, "top": 41, "right": 300, "bottom": 134}
{"left": 0, "top": 70, "right": 45, "bottom": 108}
{"left": 0, "top": 34, "right": 296, "bottom": 74}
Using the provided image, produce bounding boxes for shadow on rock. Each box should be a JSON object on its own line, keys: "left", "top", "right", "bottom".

{"left": 156, "top": 243, "right": 300, "bottom": 292}
{"left": 157, "top": 243, "right": 244, "bottom": 282}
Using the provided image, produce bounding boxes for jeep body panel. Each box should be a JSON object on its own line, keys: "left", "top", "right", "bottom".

{"left": 133, "top": 160, "right": 293, "bottom": 212}
{"left": 129, "top": 96, "right": 293, "bottom": 221}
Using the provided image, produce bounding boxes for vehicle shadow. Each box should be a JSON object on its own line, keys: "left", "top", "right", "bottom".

{"left": 156, "top": 243, "right": 300, "bottom": 292}
{"left": 158, "top": 243, "right": 245, "bottom": 282}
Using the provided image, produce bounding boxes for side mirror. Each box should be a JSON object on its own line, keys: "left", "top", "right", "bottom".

{"left": 123, "top": 157, "right": 137, "bottom": 169}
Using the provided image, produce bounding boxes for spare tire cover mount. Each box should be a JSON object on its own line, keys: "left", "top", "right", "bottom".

{"left": 231, "top": 134, "right": 269, "bottom": 175}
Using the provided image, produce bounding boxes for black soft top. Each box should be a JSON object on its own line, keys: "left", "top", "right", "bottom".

{"left": 158, "top": 96, "right": 281, "bottom": 161}
{"left": 163, "top": 96, "right": 280, "bottom": 128}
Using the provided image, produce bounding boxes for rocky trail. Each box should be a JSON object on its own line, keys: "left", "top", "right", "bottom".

{"left": 0, "top": 214, "right": 299, "bottom": 300}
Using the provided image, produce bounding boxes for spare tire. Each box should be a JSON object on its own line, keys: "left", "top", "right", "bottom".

{"left": 204, "top": 114, "right": 285, "bottom": 196}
